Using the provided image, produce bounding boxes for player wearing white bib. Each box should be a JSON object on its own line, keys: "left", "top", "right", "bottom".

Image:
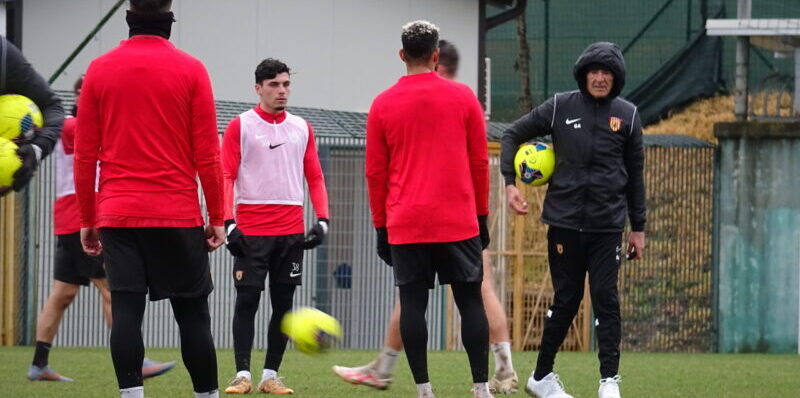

{"left": 222, "top": 58, "right": 330, "bottom": 395}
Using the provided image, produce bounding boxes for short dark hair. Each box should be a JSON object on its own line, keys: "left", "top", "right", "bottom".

{"left": 437, "top": 40, "right": 459, "bottom": 74}
{"left": 255, "top": 58, "right": 291, "bottom": 84}
{"left": 129, "top": 0, "right": 172, "bottom": 15}
{"left": 401, "top": 21, "right": 439, "bottom": 61}
{"left": 73, "top": 75, "right": 84, "bottom": 94}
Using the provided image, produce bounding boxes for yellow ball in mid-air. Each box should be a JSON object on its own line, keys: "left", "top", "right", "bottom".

{"left": 0, "top": 94, "right": 43, "bottom": 140}
{"left": 0, "top": 137, "right": 22, "bottom": 188}
{"left": 281, "top": 307, "right": 342, "bottom": 355}
{"left": 514, "top": 142, "right": 555, "bottom": 186}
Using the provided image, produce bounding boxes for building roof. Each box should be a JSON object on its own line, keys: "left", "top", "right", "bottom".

{"left": 57, "top": 90, "right": 512, "bottom": 140}
{"left": 55, "top": 91, "right": 709, "bottom": 147}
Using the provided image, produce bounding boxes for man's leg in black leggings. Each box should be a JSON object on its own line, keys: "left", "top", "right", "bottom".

{"left": 451, "top": 282, "right": 489, "bottom": 383}
{"left": 110, "top": 292, "right": 146, "bottom": 390}
{"left": 398, "top": 281, "right": 430, "bottom": 384}
{"left": 534, "top": 227, "right": 587, "bottom": 380}
{"left": 232, "top": 287, "right": 262, "bottom": 373}
{"left": 171, "top": 296, "right": 218, "bottom": 394}
{"left": 264, "top": 284, "right": 296, "bottom": 373}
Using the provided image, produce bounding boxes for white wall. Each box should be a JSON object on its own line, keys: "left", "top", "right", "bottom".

{"left": 22, "top": 0, "right": 479, "bottom": 113}
{"left": 1, "top": 3, "right": 6, "bottom": 35}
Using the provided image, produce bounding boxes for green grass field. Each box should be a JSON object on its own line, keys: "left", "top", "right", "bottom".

{"left": 2, "top": 346, "right": 799, "bottom": 397}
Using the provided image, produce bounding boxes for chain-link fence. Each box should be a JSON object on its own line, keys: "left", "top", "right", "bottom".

{"left": 486, "top": 136, "right": 715, "bottom": 353}
{"left": 21, "top": 92, "right": 716, "bottom": 354}
{"left": 31, "top": 137, "right": 450, "bottom": 351}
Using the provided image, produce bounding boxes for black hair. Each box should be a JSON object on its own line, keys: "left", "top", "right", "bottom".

{"left": 129, "top": 0, "right": 172, "bottom": 15}
{"left": 437, "top": 39, "right": 459, "bottom": 74}
{"left": 401, "top": 21, "right": 439, "bottom": 61}
{"left": 255, "top": 58, "right": 291, "bottom": 84}
{"left": 73, "top": 75, "right": 84, "bottom": 94}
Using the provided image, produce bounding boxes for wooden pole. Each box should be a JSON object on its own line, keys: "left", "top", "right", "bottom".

{"left": 512, "top": 185, "right": 525, "bottom": 350}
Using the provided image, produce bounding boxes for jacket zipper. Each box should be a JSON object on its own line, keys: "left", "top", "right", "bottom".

{"left": 579, "top": 100, "right": 599, "bottom": 232}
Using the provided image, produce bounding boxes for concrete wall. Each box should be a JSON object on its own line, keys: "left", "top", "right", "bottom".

{"left": 20, "top": 0, "right": 479, "bottom": 113}
{"left": 714, "top": 122, "right": 800, "bottom": 353}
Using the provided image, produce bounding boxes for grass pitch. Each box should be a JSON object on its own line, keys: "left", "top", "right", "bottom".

{"left": 1, "top": 346, "right": 798, "bottom": 397}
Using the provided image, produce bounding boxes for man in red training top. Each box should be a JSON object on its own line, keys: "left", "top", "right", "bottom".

{"left": 221, "top": 58, "right": 329, "bottom": 395}
{"left": 74, "top": 1, "right": 225, "bottom": 397}
{"left": 334, "top": 39, "right": 518, "bottom": 394}
{"left": 28, "top": 76, "right": 175, "bottom": 383}
{"left": 365, "top": 21, "right": 493, "bottom": 398}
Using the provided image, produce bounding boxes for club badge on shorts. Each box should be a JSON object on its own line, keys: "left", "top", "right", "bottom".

{"left": 609, "top": 117, "right": 622, "bottom": 132}
{"left": 236, "top": 270, "right": 244, "bottom": 281}
{"left": 556, "top": 244, "right": 564, "bottom": 254}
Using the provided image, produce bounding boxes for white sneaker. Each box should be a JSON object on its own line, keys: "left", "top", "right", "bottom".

{"left": 524, "top": 372, "right": 573, "bottom": 398}
{"left": 331, "top": 360, "right": 391, "bottom": 390}
{"left": 598, "top": 375, "right": 621, "bottom": 398}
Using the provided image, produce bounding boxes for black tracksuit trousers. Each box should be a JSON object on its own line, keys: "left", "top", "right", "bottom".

{"left": 535, "top": 226, "right": 622, "bottom": 379}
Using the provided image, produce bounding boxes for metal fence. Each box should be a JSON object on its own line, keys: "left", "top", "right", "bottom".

{"left": 32, "top": 136, "right": 449, "bottom": 350}
{"left": 487, "top": 137, "right": 716, "bottom": 353}
{"left": 27, "top": 104, "right": 716, "bottom": 353}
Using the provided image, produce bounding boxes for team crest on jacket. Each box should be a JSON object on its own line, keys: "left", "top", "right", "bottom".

{"left": 236, "top": 271, "right": 244, "bottom": 281}
{"left": 609, "top": 117, "right": 622, "bottom": 132}
{"left": 556, "top": 244, "right": 564, "bottom": 254}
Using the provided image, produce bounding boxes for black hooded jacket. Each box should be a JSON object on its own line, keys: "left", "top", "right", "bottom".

{"left": 1, "top": 36, "right": 63, "bottom": 158}
{"left": 500, "top": 42, "right": 646, "bottom": 232}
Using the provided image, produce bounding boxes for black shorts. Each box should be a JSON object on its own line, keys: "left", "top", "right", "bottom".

{"left": 99, "top": 227, "right": 213, "bottom": 301}
{"left": 233, "top": 234, "right": 304, "bottom": 289}
{"left": 54, "top": 233, "right": 105, "bottom": 286}
{"left": 391, "top": 236, "right": 483, "bottom": 289}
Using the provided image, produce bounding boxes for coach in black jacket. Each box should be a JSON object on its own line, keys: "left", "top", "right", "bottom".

{"left": 501, "top": 42, "right": 645, "bottom": 398}
{"left": 1, "top": 35, "right": 64, "bottom": 194}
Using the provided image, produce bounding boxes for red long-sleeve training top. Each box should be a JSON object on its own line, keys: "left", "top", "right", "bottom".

{"left": 221, "top": 106, "right": 329, "bottom": 236}
{"left": 74, "top": 35, "right": 223, "bottom": 228}
{"left": 366, "top": 72, "right": 489, "bottom": 244}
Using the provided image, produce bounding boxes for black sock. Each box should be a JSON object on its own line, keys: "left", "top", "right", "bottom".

{"left": 32, "top": 341, "right": 52, "bottom": 368}
{"left": 232, "top": 287, "right": 261, "bottom": 372}
{"left": 451, "top": 282, "right": 489, "bottom": 383}
{"left": 533, "top": 370, "right": 549, "bottom": 381}
{"left": 171, "top": 296, "right": 218, "bottom": 393}
{"left": 264, "top": 284, "right": 296, "bottom": 372}
{"left": 399, "top": 282, "right": 430, "bottom": 384}
{"left": 110, "top": 292, "right": 146, "bottom": 389}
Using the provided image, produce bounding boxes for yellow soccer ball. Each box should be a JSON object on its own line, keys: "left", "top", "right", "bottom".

{"left": 281, "top": 307, "right": 342, "bottom": 355}
{"left": 514, "top": 142, "right": 555, "bottom": 186}
{"left": 0, "top": 137, "right": 22, "bottom": 188}
{"left": 0, "top": 94, "right": 44, "bottom": 140}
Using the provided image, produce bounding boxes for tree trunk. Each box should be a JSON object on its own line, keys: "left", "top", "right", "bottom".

{"left": 515, "top": 12, "right": 533, "bottom": 113}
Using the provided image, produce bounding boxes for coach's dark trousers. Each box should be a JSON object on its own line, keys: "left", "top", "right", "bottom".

{"left": 535, "top": 226, "right": 622, "bottom": 379}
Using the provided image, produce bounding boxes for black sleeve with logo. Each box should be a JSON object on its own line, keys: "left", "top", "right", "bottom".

{"left": 500, "top": 96, "right": 555, "bottom": 186}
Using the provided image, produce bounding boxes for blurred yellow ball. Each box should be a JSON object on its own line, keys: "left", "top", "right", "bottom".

{"left": 281, "top": 307, "right": 342, "bottom": 355}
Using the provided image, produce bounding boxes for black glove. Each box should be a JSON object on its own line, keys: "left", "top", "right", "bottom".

{"left": 304, "top": 218, "right": 329, "bottom": 249}
{"left": 12, "top": 144, "right": 40, "bottom": 192}
{"left": 478, "top": 215, "right": 490, "bottom": 249}
{"left": 376, "top": 227, "right": 392, "bottom": 266}
{"left": 224, "top": 219, "right": 246, "bottom": 257}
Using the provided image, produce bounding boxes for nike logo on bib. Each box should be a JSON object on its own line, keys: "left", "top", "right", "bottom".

{"left": 289, "top": 271, "right": 302, "bottom": 278}
{"left": 269, "top": 143, "right": 284, "bottom": 149}
{"left": 565, "top": 118, "right": 581, "bottom": 125}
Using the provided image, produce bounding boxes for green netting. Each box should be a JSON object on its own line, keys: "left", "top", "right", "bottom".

{"left": 487, "top": 0, "right": 800, "bottom": 123}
